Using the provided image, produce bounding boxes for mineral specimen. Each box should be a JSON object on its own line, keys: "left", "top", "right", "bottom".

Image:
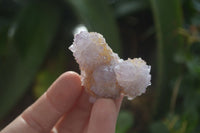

{"left": 69, "top": 31, "right": 151, "bottom": 100}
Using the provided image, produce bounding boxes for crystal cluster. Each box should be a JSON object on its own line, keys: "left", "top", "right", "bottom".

{"left": 69, "top": 31, "right": 151, "bottom": 100}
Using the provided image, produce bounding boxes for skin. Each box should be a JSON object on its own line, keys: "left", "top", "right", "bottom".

{"left": 1, "top": 71, "right": 123, "bottom": 133}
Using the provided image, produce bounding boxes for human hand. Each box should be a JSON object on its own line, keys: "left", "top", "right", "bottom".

{"left": 1, "top": 71, "right": 123, "bottom": 133}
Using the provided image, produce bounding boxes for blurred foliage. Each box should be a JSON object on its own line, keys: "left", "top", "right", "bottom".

{"left": 116, "top": 110, "right": 134, "bottom": 133}
{"left": 0, "top": 0, "right": 61, "bottom": 121}
{"left": 151, "top": 0, "right": 183, "bottom": 118}
{"left": 1, "top": 0, "right": 200, "bottom": 132}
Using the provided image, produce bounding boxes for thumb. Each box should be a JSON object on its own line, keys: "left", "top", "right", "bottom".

{"left": 87, "top": 98, "right": 119, "bottom": 133}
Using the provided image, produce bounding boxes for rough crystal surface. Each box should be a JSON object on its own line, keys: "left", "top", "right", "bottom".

{"left": 69, "top": 31, "right": 151, "bottom": 100}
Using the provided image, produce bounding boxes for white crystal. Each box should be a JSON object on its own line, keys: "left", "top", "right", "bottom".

{"left": 114, "top": 58, "right": 151, "bottom": 98}
{"left": 69, "top": 31, "right": 151, "bottom": 100}
{"left": 92, "top": 65, "right": 120, "bottom": 98}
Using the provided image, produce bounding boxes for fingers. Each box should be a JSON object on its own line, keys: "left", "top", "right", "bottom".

{"left": 56, "top": 89, "right": 92, "bottom": 133}
{"left": 115, "top": 95, "right": 124, "bottom": 113}
{"left": 87, "top": 98, "right": 120, "bottom": 133}
{"left": 2, "top": 72, "right": 82, "bottom": 133}
{"left": 1, "top": 116, "right": 37, "bottom": 133}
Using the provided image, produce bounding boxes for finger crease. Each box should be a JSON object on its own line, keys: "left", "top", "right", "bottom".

{"left": 45, "top": 92, "right": 63, "bottom": 115}
{"left": 21, "top": 114, "right": 46, "bottom": 133}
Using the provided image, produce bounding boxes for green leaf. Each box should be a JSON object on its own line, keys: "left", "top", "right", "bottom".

{"left": 33, "top": 70, "right": 59, "bottom": 98}
{"left": 150, "top": 0, "right": 184, "bottom": 118}
{"left": 33, "top": 49, "right": 66, "bottom": 98}
{"left": 150, "top": 121, "right": 169, "bottom": 133}
{"left": 0, "top": 19, "right": 10, "bottom": 56}
{"left": 114, "top": 0, "right": 149, "bottom": 17}
{"left": 116, "top": 110, "right": 134, "bottom": 133}
{"left": 66, "top": 0, "right": 122, "bottom": 55}
{"left": 0, "top": 25, "right": 8, "bottom": 56}
{"left": 0, "top": 1, "right": 61, "bottom": 120}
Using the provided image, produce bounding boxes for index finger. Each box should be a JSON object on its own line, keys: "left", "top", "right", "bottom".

{"left": 2, "top": 71, "right": 82, "bottom": 133}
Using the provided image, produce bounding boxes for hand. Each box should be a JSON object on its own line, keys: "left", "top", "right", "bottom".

{"left": 1, "top": 71, "right": 123, "bottom": 133}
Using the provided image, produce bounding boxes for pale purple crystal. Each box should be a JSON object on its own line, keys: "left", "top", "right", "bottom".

{"left": 69, "top": 31, "right": 151, "bottom": 100}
